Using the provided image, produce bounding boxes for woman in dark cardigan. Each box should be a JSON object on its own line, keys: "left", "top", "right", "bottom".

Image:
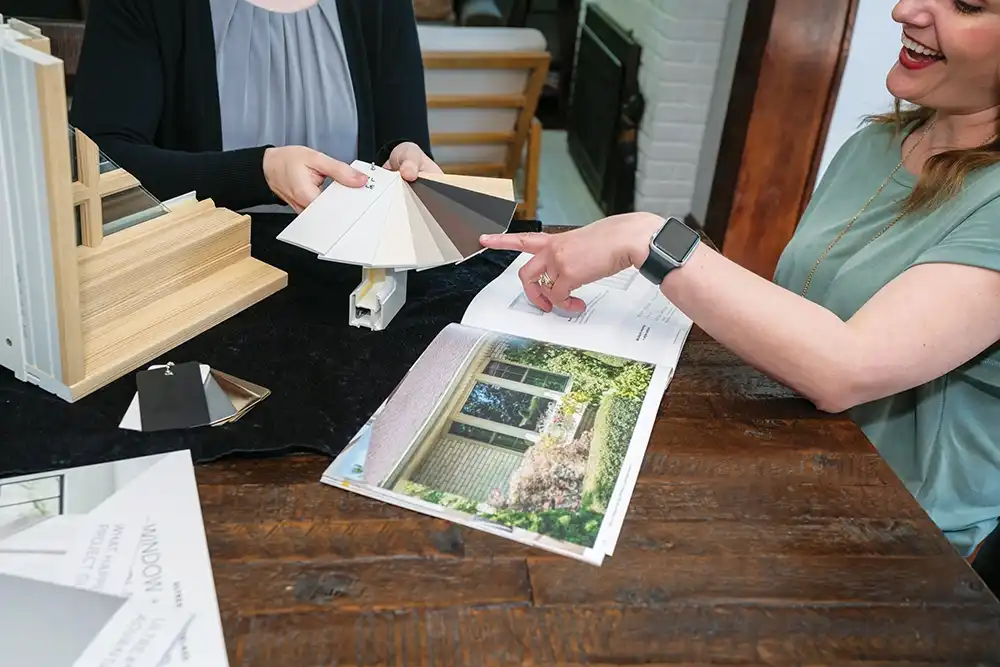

{"left": 69, "top": 0, "right": 442, "bottom": 213}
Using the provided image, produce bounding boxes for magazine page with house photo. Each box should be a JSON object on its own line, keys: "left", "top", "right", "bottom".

{"left": 460, "top": 252, "right": 694, "bottom": 368}
{"left": 322, "top": 322, "right": 672, "bottom": 564}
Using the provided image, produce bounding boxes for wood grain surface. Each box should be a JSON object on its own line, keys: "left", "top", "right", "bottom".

{"left": 196, "top": 328, "right": 1000, "bottom": 666}
{"left": 705, "top": 0, "right": 858, "bottom": 280}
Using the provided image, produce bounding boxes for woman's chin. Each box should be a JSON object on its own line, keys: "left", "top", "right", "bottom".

{"left": 886, "top": 70, "right": 928, "bottom": 106}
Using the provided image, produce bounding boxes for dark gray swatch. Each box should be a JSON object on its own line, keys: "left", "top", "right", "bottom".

{"left": 136, "top": 362, "right": 211, "bottom": 432}
{"left": 409, "top": 181, "right": 490, "bottom": 257}
{"left": 415, "top": 177, "right": 516, "bottom": 232}
{"left": 409, "top": 179, "right": 502, "bottom": 239}
{"left": 425, "top": 187, "right": 508, "bottom": 244}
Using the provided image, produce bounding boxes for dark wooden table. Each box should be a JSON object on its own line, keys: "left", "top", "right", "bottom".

{"left": 194, "top": 327, "right": 1000, "bottom": 665}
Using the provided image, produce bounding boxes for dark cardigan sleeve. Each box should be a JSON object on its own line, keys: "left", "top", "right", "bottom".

{"left": 371, "top": 0, "right": 434, "bottom": 166}
{"left": 68, "top": 0, "right": 276, "bottom": 210}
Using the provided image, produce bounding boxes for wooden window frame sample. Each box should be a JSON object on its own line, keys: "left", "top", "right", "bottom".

{"left": 0, "top": 17, "right": 287, "bottom": 402}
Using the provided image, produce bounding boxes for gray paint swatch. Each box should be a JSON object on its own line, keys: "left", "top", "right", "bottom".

{"left": 204, "top": 373, "right": 238, "bottom": 423}
{"left": 409, "top": 180, "right": 491, "bottom": 257}
{"left": 402, "top": 185, "right": 461, "bottom": 264}
{"left": 410, "top": 181, "right": 501, "bottom": 240}
{"left": 415, "top": 176, "right": 516, "bottom": 232}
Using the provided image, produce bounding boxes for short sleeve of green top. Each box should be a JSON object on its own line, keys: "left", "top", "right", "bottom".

{"left": 773, "top": 121, "right": 1000, "bottom": 558}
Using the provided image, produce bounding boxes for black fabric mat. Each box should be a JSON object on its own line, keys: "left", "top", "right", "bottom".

{"left": 0, "top": 213, "right": 537, "bottom": 478}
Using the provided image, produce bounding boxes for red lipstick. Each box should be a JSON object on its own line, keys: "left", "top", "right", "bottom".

{"left": 898, "top": 46, "right": 942, "bottom": 70}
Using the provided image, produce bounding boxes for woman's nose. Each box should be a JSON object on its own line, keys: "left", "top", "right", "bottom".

{"left": 892, "top": 0, "right": 935, "bottom": 28}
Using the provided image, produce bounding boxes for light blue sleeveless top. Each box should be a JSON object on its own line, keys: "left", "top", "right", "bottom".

{"left": 209, "top": 0, "right": 359, "bottom": 165}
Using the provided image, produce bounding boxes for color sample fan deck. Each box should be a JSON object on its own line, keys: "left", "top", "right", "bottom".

{"left": 275, "top": 160, "right": 517, "bottom": 270}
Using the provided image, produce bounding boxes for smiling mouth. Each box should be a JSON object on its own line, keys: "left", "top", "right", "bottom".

{"left": 902, "top": 33, "right": 946, "bottom": 62}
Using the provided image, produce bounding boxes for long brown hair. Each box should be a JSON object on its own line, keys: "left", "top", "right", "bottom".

{"left": 865, "top": 99, "right": 1000, "bottom": 216}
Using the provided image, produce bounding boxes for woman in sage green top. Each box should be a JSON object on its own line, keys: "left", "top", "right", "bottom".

{"left": 480, "top": 0, "right": 1000, "bottom": 559}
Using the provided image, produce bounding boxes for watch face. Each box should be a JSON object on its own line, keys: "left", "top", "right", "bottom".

{"left": 653, "top": 217, "right": 700, "bottom": 262}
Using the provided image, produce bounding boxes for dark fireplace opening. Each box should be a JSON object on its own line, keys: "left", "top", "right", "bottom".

{"left": 566, "top": 3, "right": 643, "bottom": 216}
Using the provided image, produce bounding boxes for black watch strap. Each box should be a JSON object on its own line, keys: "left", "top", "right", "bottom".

{"left": 638, "top": 251, "right": 675, "bottom": 285}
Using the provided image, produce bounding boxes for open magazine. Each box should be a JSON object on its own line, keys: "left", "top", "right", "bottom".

{"left": 322, "top": 253, "right": 693, "bottom": 566}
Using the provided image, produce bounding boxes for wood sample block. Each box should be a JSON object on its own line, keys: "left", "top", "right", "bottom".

{"left": 0, "top": 17, "right": 287, "bottom": 402}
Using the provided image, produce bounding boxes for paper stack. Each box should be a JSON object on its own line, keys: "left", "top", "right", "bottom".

{"left": 0, "top": 451, "right": 230, "bottom": 666}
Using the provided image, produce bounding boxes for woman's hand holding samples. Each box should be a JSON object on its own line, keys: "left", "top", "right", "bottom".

{"left": 263, "top": 145, "right": 369, "bottom": 213}
{"left": 384, "top": 141, "right": 443, "bottom": 181}
{"left": 263, "top": 142, "right": 443, "bottom": 213}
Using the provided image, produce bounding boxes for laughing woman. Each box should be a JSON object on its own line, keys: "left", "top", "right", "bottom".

{"left": 69, "top": 0, "right": 441, "bottom": 214}
{"left": 481, "top": 0, "right": 1000, "bottom": 561}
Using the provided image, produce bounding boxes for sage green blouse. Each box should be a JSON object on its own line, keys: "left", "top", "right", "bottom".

{"left": 772, "top": 121, "right": 1000, "bottom": 557}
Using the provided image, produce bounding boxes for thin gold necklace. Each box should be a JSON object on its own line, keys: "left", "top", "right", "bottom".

{"left": 800, "top": 118, "right": 936, "bottom": 297}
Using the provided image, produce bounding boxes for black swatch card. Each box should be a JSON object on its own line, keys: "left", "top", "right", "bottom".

{"left": 135, "top": 362, "right": 212, "bottom": 432}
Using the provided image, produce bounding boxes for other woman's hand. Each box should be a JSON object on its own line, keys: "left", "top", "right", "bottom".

{"left": 479, "top": 212, "right": 664, "bottom": 313}
{"left": 263, "top": 145, "right": 368, "bottom": 213}
{"left": 384, "top": 141, "right": 443, "bottom": 181}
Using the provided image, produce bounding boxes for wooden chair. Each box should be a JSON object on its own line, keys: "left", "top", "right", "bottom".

{"left": 418, "top": 26, "right": 550, "bottom": 220}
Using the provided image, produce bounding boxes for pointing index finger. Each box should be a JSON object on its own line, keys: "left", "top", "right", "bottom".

{"left": 479, "top": 232, "right": 552, "bottom": 254}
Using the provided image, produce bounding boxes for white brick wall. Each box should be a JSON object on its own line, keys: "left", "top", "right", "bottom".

{"left": 584, "top": 0, "right": 736, "bottom": 219}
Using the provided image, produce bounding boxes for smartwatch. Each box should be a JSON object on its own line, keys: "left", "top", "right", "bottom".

{"left": 638, "top": 216, "right": 701, "bottom": 285}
